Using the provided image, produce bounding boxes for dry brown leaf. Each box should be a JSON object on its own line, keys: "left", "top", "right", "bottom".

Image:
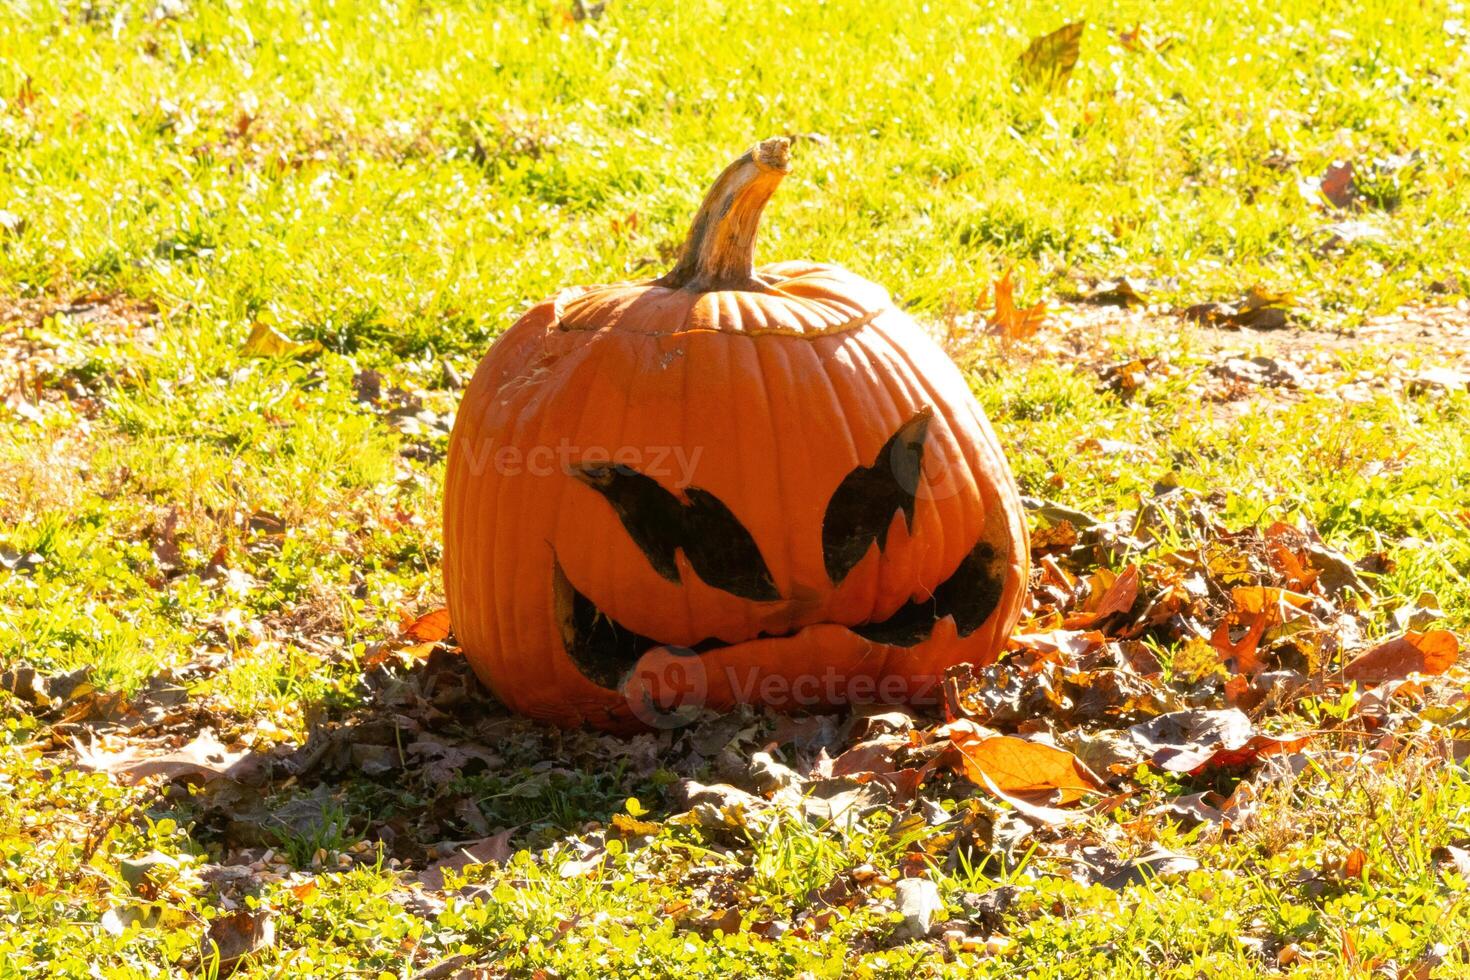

{"left": 1212, "top": 587, "right": 1318, "bottom": 677}
{"left": 1008, "top": 629, "right": 1106, "bottom": 660}
{"left": 974, "top": 771, "right": 1088, "bottom": 825}
{"left": 417, "top": 827, "right": 517, "bottom": 891}
{"left": 1343, "top": 630, "right": 1459, "bottom": 684}
{"left": 1129, "top": 708, "right": 1309, "bottom": 774}
{"left": 75, "top": 730, "right": 252, "bottom": 785}
{"left": 678, "top": 906, "right": 742, "bottom": 938}
{"left": 1063, "top": 565, "right": 1139, "bottom": 629}
{"left": 1319, "top": 161, "right": 1357, "bottom": 209}
{"left": 1016, "top": 21, "right": 1086, "bottom": 89}
{"left": 202, "top": 909, "right": 274, "bottom": 976}
{"left": 829, "top": 736, "right": 908, "bottom": 777}
{"left": 854, "top": 767, "right": 925, "bottom": 806}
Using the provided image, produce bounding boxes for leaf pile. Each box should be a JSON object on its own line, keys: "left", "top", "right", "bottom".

{"left": 7, "top": 485, "right": 1467, "bottom": 971}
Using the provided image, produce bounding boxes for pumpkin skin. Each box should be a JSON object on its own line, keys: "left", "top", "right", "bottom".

{"left": 443, "top": 138, "right": 1028, "bottom": 731}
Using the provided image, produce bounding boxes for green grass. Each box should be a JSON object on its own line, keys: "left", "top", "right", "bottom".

{"left": 3, "top": 0, "right": 1470, "bottom": 976}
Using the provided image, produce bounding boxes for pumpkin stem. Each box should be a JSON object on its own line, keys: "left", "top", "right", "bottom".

{"left": 657, "top": 137, "right": 791, "bottom": 292}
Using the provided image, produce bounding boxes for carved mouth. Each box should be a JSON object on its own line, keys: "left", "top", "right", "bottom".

{"left": 554, "top": 538, "right": 1006, "bottom": 691}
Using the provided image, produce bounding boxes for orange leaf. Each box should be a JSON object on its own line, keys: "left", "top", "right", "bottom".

{"left": 402, "top": 607, "right": 451, "bottom": 643}
{"left": 950, "top": 732, "right": 1107, "bottom": 805}
{"left": 1230, "top": 585, "right": 1312, "bottom": 615}
{"left": 1343, "top": 630, "right": 1459, "bottom": 684}
{"left": 986, "top": 268, "right": 1047, "bottom": 340}
{"left": 1062, "top": 565, "right": 1139, "bottom": 629}
{"left": 1209, "top": 609, "right": 1271, "bottom": 676}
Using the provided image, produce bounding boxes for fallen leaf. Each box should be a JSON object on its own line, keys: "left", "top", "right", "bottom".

{"left": 1163, "top": 783, "right": 1259, "bottom": 829}
{"left": 1182, "top": 287, "right": 1292, "bottom": 330}
{"left": 1407, "top": 368, "right": 1470, "bottom": 395}
{"left": 240, "top": 321, "right": 322, "bottom": 359}
{"left": 975, "top": 771, "right": 1088, "bottom": 826}
{"left": 1029, "top": 517, "right": 1079, "bottom": 551}
{"left": 985, "top": 268, "right": 1046, "bottom": 340}
{"left": 1117, "top": 24, "right": 1178, "bottom": 54}
{"left": 1343, "top": 630, "right": 1459, "bottom": 684}
{"left": 1008, "top": 629, "right": 1106, "bottom": 660}
{"left": 1209, "top": 606, "right": 1273, "bottom": 676}
{"left": 855, "top": 767, "right": 926, "bottom": 806}
{"left": 1433, "top": 845, "right": 1470, "bottom": 878}
{"left": 611, "top": 812, "right": 661, "bottom": 838}
{"left": 747, "top": 751, "right": 802, "bottom": 794}
{"left": 1099, "top": 846, "right": 1200, "bottom": 889}
{"left": 75, "top": 730, "right": 253, "bottom": 785}
{"left": 1063, "top": 565, "right": 1139, "bottom": 629}
{"left": 807, "top": 871, "right": 868, "bottom": 911}
{"left": 202, "top": 909, "right": 274, "bottom": 976}
{"left": 401, "top": 607, "right": 452, "bottom": 643}
{"left": 829, "top": 736, "right": 908, "bottom": 777}
{"left": 1016, "top": 21, "right": 1086, "bottom": 89}
{"left": 558, "top": 846, "right": 608, "bottom": 878}
{"left": 949, "top": 731, "right": 1107, "bottom": 805}
{"left": 894, "top": 877, "right": 944, "bottom": 940}
{"left": 679, "top": 906, "right": 742, "bottom": 938}
{"left": 1319, "top": 161, "right": 1358, "bottom": 209}
{"left": 417, "top": 829, "right": 517, "bottom": 891}
{"left": 1214, "top": 355, "right": 1307, "bottom": 389}
{"left": 1081, "top": 276, "right": 1150, "bottom": 306}
{"left": 1129, "top": 709, "right": 1309, "bottom": 774}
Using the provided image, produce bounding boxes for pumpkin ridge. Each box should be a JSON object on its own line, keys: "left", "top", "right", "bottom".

{"left": 552, "top": 284, "right": 892, "bottom": 338}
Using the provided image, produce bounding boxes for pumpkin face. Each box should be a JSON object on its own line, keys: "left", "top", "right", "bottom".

{"left": 443, "top": 138, "right": 1029, "bottom": 731}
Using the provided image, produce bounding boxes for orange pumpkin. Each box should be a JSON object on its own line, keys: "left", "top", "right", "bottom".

{"left": 443, "top": 138, "right": 1028, "bottom": 731}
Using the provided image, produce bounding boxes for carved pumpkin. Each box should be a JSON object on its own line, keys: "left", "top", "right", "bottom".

{"left": 443, "top": 138, "right": 1028, "bottom": 731}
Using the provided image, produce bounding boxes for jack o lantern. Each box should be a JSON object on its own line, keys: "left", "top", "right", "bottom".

{"left": 443, "top": 138, "right": 1028, "bottom": 731}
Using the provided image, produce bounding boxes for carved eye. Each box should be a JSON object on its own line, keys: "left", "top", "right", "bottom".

{"left": 822, "top": 407, "right": 933, "bottom": 585}
{"left": 570, "top": 463, "right": 780, "bottom": 602}
{"left": 553, "top": 410, "right": 1010, "bottom": 691}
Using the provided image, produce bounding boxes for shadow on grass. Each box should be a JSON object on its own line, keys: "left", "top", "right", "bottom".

{"left": 162, "top": 649, "right": 840, "bottom": 878}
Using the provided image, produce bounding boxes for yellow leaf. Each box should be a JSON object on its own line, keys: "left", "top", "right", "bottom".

{"left": 611, "top": 812, "right": 660, "bottom": 837}
{"left": 240, "top": 321, "right": 322, "bottom": 359}
{"left": 1016, "top": 21, "right": 1086, "bottom": 90}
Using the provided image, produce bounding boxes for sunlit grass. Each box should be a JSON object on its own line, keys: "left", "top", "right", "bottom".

{"left": 3, "top": 0, "right": 1470, "bottom": 976}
